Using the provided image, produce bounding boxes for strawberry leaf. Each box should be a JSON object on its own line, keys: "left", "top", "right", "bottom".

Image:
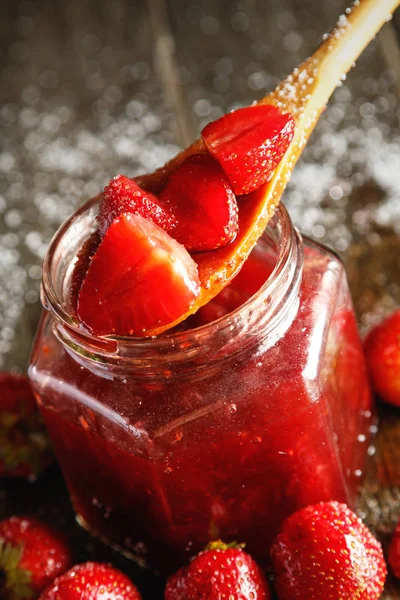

{"left": 0, "top": 540, "right": 34, "bottom": 599}
{"left": 204, "top": 539, "right": 246, "bottom": 552}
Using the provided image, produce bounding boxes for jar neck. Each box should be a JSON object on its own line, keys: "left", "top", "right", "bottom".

{"left": 42, "top": 199, "right": 303, "bottom": 378}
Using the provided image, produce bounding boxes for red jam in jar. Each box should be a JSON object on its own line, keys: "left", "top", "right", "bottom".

{"left": 28, "top": 199, "right": 372, "bottom": 572}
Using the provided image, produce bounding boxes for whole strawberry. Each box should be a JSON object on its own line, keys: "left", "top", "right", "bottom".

{"left": 388, "top": 518, "right": 400, "bottom": 578}
{"left": 165, "top": 540, "right": 270, "bottom": 599}
{"left": 0, "top": 373, "right": 53, "bottom": 479}
{"left": 0, "top": 516, "right": 72, "bottom": 598}
{"left": 364, "top": 310, "right": 400, "bottom": 406}
{"left": 271, "top": 501, "right": 386, "bottom": 600}
{"left": 39, "top": 562, "right": 141, "bottom": 599}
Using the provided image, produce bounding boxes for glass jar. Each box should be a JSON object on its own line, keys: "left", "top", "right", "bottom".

{"left": 28, "top": 198, "right": 372, "bottom": 572}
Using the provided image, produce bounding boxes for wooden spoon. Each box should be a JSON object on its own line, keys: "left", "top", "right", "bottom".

{"left": 137, "top": 0, "right": 400, "bottom": 337}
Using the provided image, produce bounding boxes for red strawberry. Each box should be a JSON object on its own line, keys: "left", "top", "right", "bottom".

{"left": 364, "top": 310, "right": 400, "bottom": 406}
{"left": 98, "top": 174, "right": 175, "bottom": 236}
{"left": 165, "top": 540, "right": 270, "bottom": 599}
{"left": 160, "top": 155, "right": 239, "bottom": 251}
{"left": 270, "top": 501, "right": 386, "bottom": 600}
{"left": 202, "top": 105, "right": 295, "bottom": 195}
{"left": 0, "top": 373, "right": 53, "bottom": 480}
{"left": 0, "top": 516, "right": 72, "bottom": 598}
{"left": 39, "top": 562, "right": 141, "bottom": 599}
{"left": 77, "top": 213, "right": 200, "bottom": 336}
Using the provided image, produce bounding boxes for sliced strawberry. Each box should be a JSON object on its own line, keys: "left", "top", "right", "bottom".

{"left": 77, "top": 213, "right": 200, "bottom": 336}
{"left": 202, "top": 105, "right": 295, "bottom": 195}
{"left": 98, "top": 174, "right": 176, "bottom": 236}
{"left": 160, "top": 155, "right": 239, "bottom": 252}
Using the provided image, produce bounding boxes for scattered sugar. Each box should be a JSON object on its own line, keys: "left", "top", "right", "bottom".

{"left": 287, "top": 125, "right": 400, "bottom": 238}
{"left": 0, "top": 51, "right": 179, "bottom": 369}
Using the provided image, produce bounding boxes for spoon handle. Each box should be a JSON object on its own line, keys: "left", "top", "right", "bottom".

{"left": 257, "top": 0, "right": 400, "bottom": 223}
{"left": 269, "top": 0, "right": 400, "bottom": 176}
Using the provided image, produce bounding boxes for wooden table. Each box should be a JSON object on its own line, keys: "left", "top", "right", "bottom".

{"left": 1, "top": 0, "right": 400, "bottom": 597}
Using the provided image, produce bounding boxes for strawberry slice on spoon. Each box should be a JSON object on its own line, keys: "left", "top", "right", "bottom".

{"left": 202, "top": 105, "right": 295, "bottom": 195}
{"left": 159, "top": 154, "right": 239, "bottom": 252}
{"left": 77, "top": 213, "right": 200, "bottom": 336}
{"left": 98, "top": 174, "right": 175, "bottom": 236}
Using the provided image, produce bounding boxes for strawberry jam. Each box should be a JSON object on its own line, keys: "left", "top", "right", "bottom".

{"left": 28, "top": 200, "right": 372, "bottom": 572}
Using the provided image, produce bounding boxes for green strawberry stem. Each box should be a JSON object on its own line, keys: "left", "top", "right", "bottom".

{"left": 204, "top": 540, "right": 246, "bottom": 552}
{"left": 0, "top": 540, "right": 33, "bottom": 599}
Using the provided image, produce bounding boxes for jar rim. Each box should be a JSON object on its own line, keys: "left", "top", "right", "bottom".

{"left": 42, "top": 197, "right": 303, "bottom": 363}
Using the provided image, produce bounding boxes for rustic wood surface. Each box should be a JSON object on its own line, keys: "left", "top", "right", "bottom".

{"left": 0, "top": 0, "right": 400, "bottom": 597}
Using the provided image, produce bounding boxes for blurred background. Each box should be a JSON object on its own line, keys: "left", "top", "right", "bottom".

{"left": 0, "top": 0, "right": 400, "bottom": 373}
{"left": 1, "top": 1, "right": 400, "bottom": 597}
